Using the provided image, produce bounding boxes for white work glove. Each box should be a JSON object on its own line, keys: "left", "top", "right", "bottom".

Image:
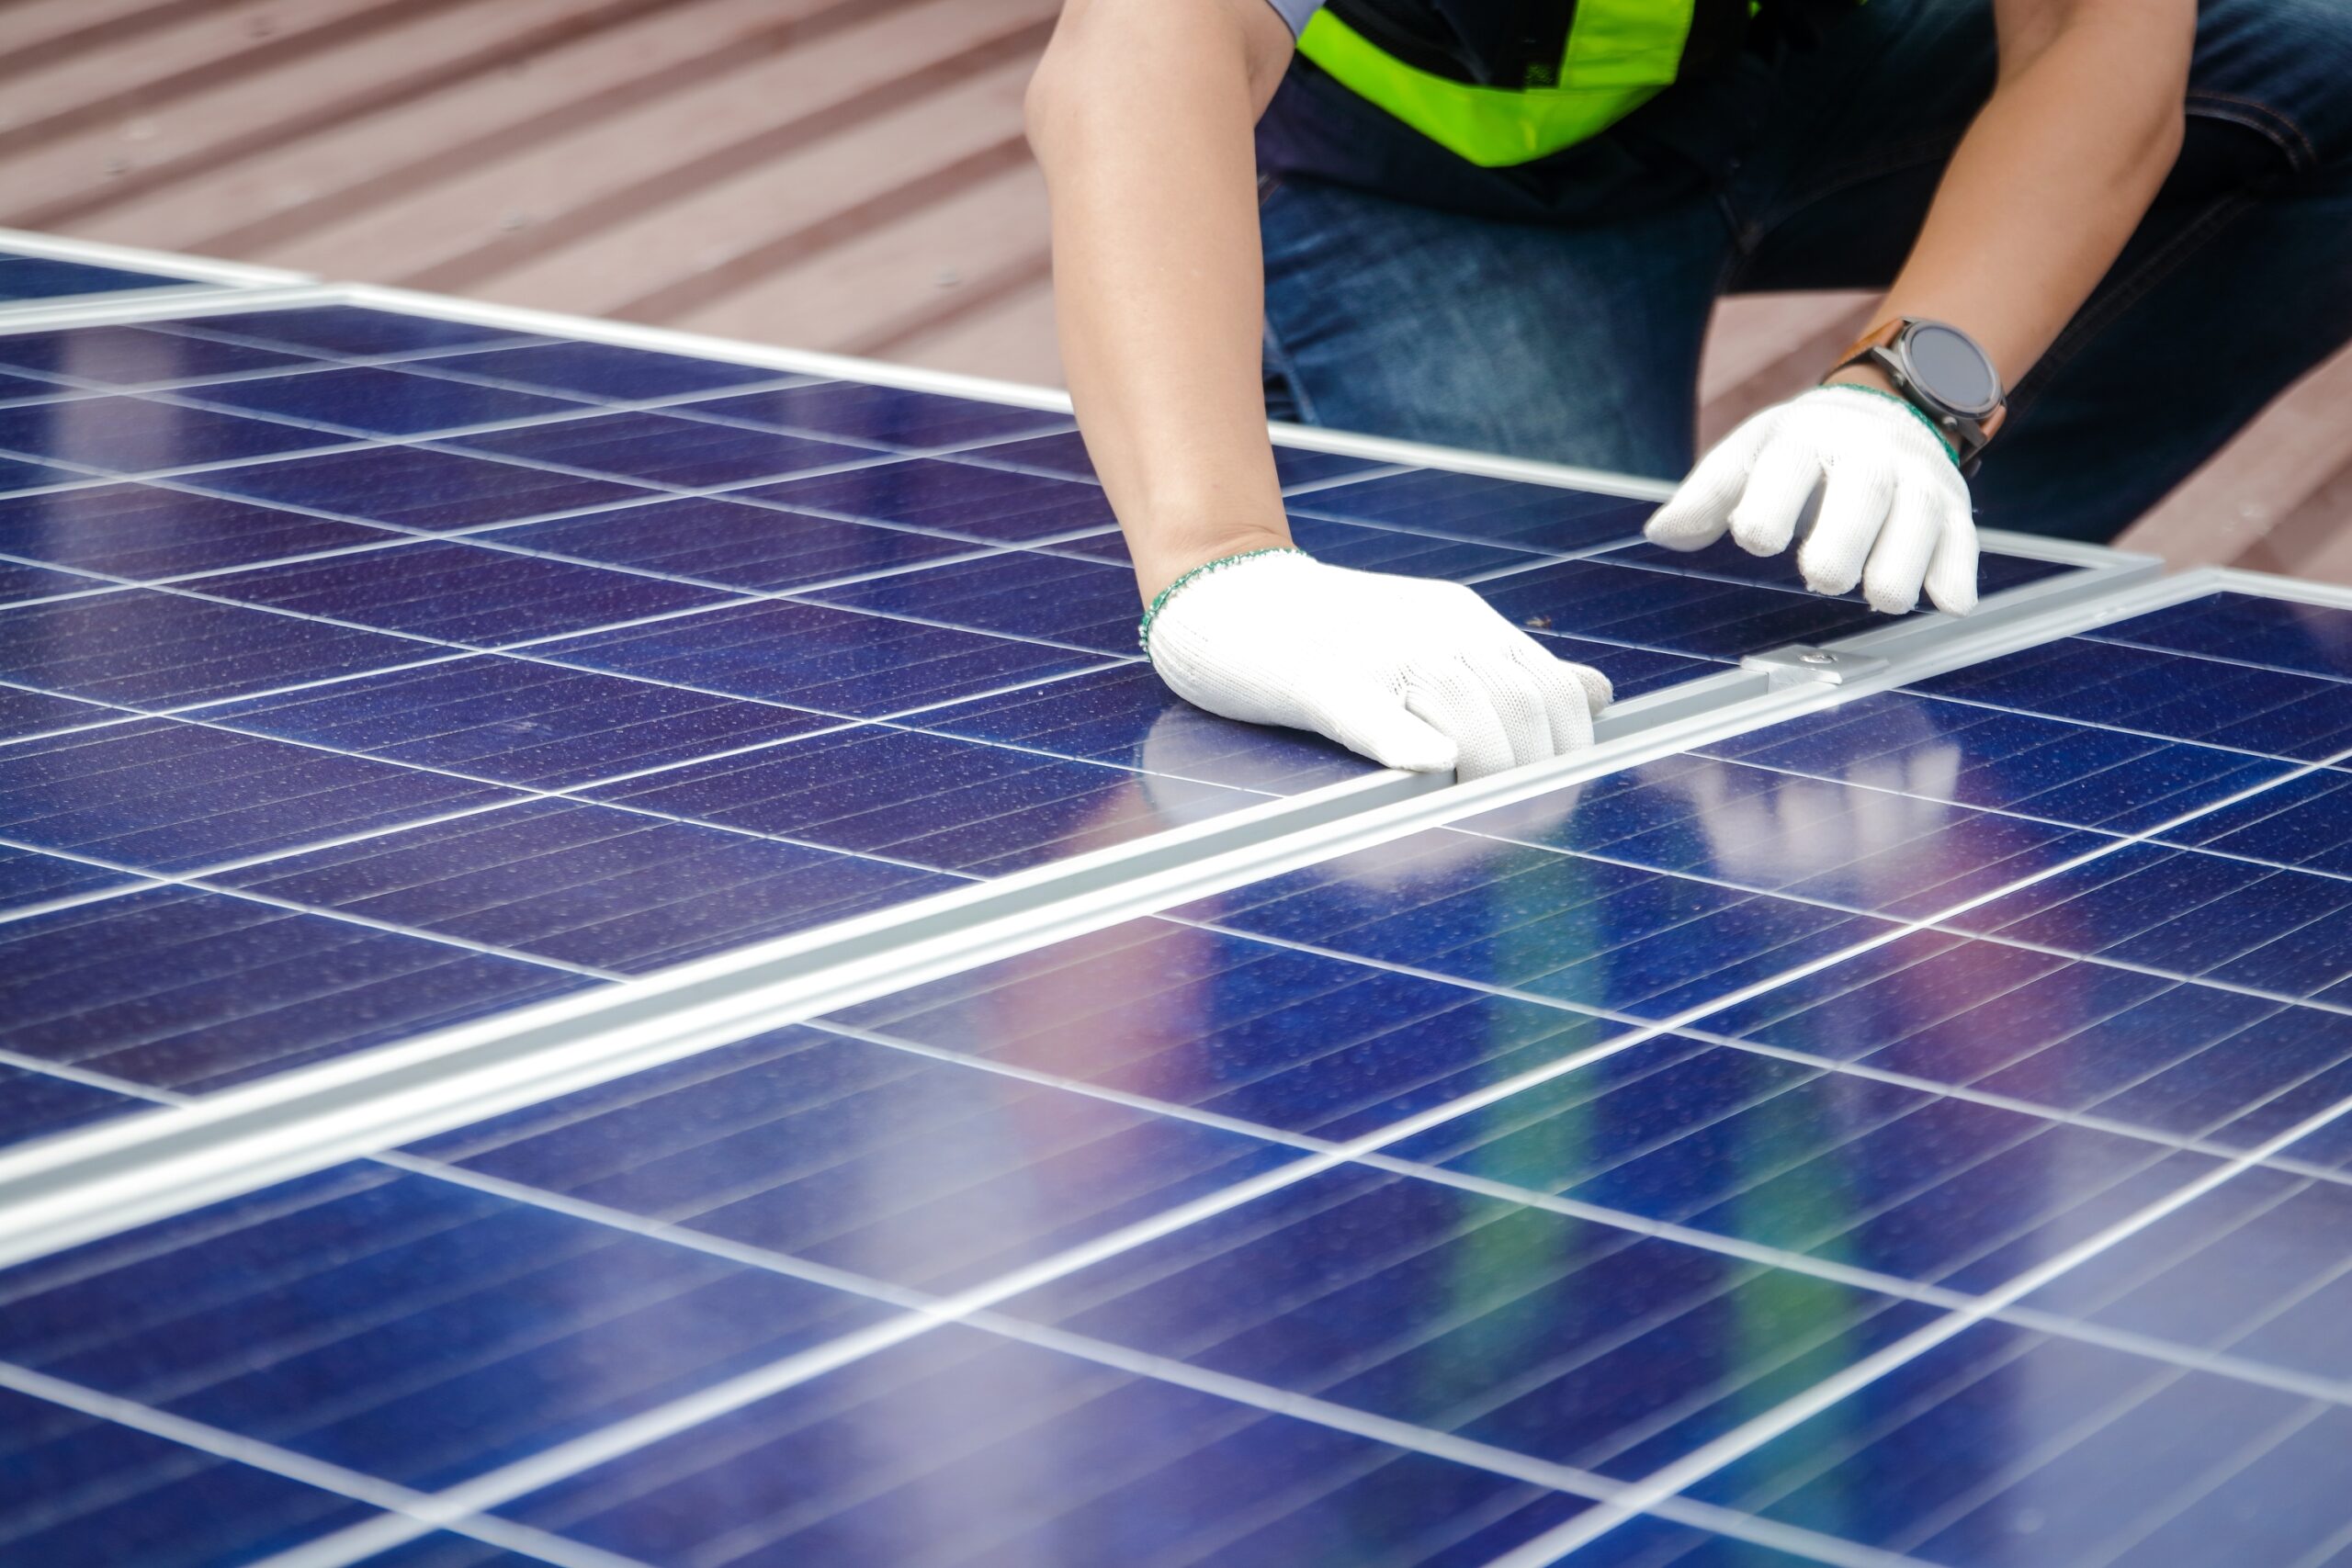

{"left": 1645, "top": 384, "right": 1978, "bottom": 615}
{"left": 1142, "top": 547, "right": 1611, "bottom": 781}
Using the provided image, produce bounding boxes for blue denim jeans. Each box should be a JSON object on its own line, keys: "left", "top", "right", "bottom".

{"left": 1260, "top": 0, "right": 2352, "bottom": 543}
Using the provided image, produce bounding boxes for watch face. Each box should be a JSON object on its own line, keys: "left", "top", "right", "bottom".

{"left": 1905, "top": 321, "right": 2000, "bottom": 414}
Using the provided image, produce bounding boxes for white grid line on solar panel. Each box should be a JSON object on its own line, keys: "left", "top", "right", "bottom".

{"left": 0, "top": 827, "right": 616, "bottom": 978}
{"left": 0, "top": 473, "right": 1123, "bottom": 659}
{"left": 0, "top": 1077, "right": 1912, "bottom": 1568}
{"left": 43, "top": 1152, "right": 1914, "bottom": 1568}
{"left": 86, "top": 730, "right": 2352, "bottom": 1568}
{"left": 0, "top": 350, "right": 978, "bottom": 502}
{"left": 0, "top": 1359, "right": 648, "bottom": 1568}
{"left": 18, "top": 945, "right": 2346, "bottom": 1430}
{"left": 1661, "top": 1338, "right": 2325, "bottom": 1568}
{"left": 950, "top": 435, "right": 1420, "bottom": 501}
{"left": 1902, "top": 661, "right": 2350, "bottom": 765}
{"left": 1486, "top": 1085, "right": 2352, "bottom": 1565}
{"left": 1683, "top": 695, "right": 2352, "bottom": 862}
{"left": 0, "top": 587, "right": 2191, "bottom": 1213}
{"left": 0, "top": 329, "right": 560, "bottom": 400}
{"left": 0, "top": 738, "right": 2257, "bottom": 1568}
{"left": 0, "top": 1000, "right": 2328, "bottom": 1568}
{"left": 1432, "top": 783, "right": 2352, "bottom": 1016}
{"left": 0, "top": 550, "right": 1142, "bottom": 714}
{"left": 0, "top": 623, "right": 1237, "bottom": 876}
{"left": 0, "top": 389, "right": 907, "bottom": 499}
{"left": 0, "top": 725, "right": 1014, "bottom": 948}
{"left": 14, "top": 1010, "right": 2318, "bottom": 1568}
{"left": 795, "top": 1011, "right": 2352, "bottom": 1405}
{"left": 0, "top": 484, "right": 1660, "bottom": 674}
{"left": 2071, "top": 635, "right": 2352, "bottom": 690}
{"left": 1143, "top": 856, "right": 2352, "bottom": 1163}
{"left": 826, "top": 906, "right": 2352, "bottom": 1208}
{"left": 0, "top": 531, "right": 1131, "bottom": 661}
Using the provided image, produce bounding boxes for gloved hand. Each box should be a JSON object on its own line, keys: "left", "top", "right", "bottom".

{"left": 1142, "top": 547, "right": 1611, "bottom": 781}
{"left": 1645, "top": 384, "right": 1978, "bottom": 615}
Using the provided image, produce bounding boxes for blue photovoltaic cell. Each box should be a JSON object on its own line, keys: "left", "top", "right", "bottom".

{"left": 0, "top": 453, "right": 85, "bottom": 492}
{"left": 1597, "top": 535, "right": 2071, "bottom": 601}
{"left": 680, "top": 380, "right": 1072, "bottom": 448}
{"left": 180, "top": 441, "right": 658, "bottom": 531}
{"left": 334, "top": 1536, "right": 559, "bottom": 1568}
{"left": 2084, "top": 588, "right": 2352, "bottom": 682}
{"left": 487, "top": 1326, "right": 1598, "bottom": 1568}
{"left": 1690, "top": 927, "right": 2352, "bottom": 1156}
{"left": 993, "top": 1164, "right": 1942, "bottom": 1482}
{"left": 0, "top": 367, "right": 75, "bottom": 402}
{"left": 210, "top": 798, "right": 952, "bottom": 975}
{"left": 741, "top": 456, "right": 1120, "bottom": 542}
{"left": 202, "top": 656, "right": 841, "bottom": 790}
{"left": 588, "top": 723, "right": 1255, "bottom": 876}
{"left": 0, "top": 254, "right": 197, "bottom": 302}
{"left": 0, "top": 687, "right": 114, "bottom": 742}
{"left": 829, "top": 916, "right": 1631, "bottom": 1140}
{"left": 0, "top": 322, "right": 310, "bottom": 385}
{"left": 2157, "top": 764, "right": 2352, "bottom": 874}
{"left": 0, "top": 886, "right": 594, "bottom": 1092}
{"left": 1453, "top": 750, "right": 2111, "bottom": 922}
{"left": 0, "top": 558, "right": 103, "bottom": 604}
{"left": 2011, "top": 1166, "right": 2352, "bottom": 1382}
{"left": 0, "top": 1385, "right": 379, "bottom": 1566}
{"left": 0, "top": 1166, "right": 894, "bottom": 1494}
{"left": 1702, "top": 687, "right": 2298, "bottom": 835}
{"left": 1531, "top": 633, "right": 1720, "bottom": 697}
{"left": 1173, "top": 826, "right": 1898, "bottom": 1021}
{"left": 0, "top": 394, "right": 351, "bottom": 473}
{"left": 408, "top": 339, "right": 795, "bottom": 400}
{"left": 173, "top": 365, "right": 594, "bottom": 437}
{"left": 483, "top": 494, "right": 978, "bottom": 591}
{"left": 447, "top": 409, "right": 873, "bottom": 488}
{"left": 963, "top": 424, "right": 1385, "bottom": 491}
{"left": 1682, "top": 1319, "right": 2352, "bottom": 1567}
{"left": 0, "top": 482, "right": 395, "bottom": 577}
{"left": 0, "top": 840, "right": 138, "bottom": 910}
{"left": 1385, "top": 1029, "right": 2223, "bottom": 1292}
{"left": 905, "top": 663, "right": 1370, "bottom": 794}
{"left": 0, "top": 1062, "right": 141, "bottom": 1150}
{"left": 1915, "top": 626, "right": 2352, "bottom": 760}
{"left": 799, "top": 548, "right": 1140, "bottom": 655}
{"left": 1477, "top": 557, "right": 1891, "bottom": 660}
{"left": 1941, "top": 840, "right": 2352, "bottom": 1004}
{"left": 409, "top": 1022, "right": 1304, "bottom": 1292}
{"left": 1292, "top": 467, "right": 1657, "bottom": 548}
{"left": 529, "top": 597, "right": 1104, "bottom": 716}
{"left": 187, "top": 538, "right": 733, "bottom": 647}
{"left": 151, "top": 305, "right": 531, "bottom": 358}
{"left": 0, "top": 716, "right": 515, "bottom": 874}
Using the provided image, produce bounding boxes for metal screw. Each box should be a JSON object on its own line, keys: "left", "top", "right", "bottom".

{"left": 1799, "top": 650, "right": 1835, "bottom": 665}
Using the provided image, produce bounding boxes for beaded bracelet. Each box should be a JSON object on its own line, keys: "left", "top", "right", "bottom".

{"left": 1136, "top": 546, "right": 1310, "bottom": 654}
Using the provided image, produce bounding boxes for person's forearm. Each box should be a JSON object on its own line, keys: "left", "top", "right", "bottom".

{"left": 1026, "top": 0, "right": 1296, "bottom": 600}
{"left": 1830, "top": 0, "right": 2192, "bottom": 390}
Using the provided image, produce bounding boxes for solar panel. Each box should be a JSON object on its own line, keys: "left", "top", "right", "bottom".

{"left": 20, "top": 255, "right": 2344, "bottom": 1568}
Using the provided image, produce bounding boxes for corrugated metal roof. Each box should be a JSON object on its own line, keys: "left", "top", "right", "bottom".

{"left": 2, "top": 0, "right": 2342, "bottom": 573}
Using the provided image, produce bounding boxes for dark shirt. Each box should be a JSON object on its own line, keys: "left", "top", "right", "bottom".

{"left": 1254, "top": 0, "right": 1845, "bottom": 221}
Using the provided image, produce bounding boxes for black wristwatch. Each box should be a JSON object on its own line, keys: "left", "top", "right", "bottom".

{"left": 1832, "top": 316, "right": 2007, "bottom": 474}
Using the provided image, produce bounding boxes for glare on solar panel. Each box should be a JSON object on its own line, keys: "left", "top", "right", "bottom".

{"left": 13, "top": 258, "right": 2333, "bottom": 1568}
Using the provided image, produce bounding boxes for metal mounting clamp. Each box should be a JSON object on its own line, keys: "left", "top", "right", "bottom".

{"left": 1740, "top": 644, "right": 1891, "bottom": 688}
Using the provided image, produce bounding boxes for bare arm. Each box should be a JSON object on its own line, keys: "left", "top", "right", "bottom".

{"left": 1024, "top": 0, "right": 1296, "bottom": 602}
{"left": 1829, "top": 0, "right": 2194, "bottom": 391}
